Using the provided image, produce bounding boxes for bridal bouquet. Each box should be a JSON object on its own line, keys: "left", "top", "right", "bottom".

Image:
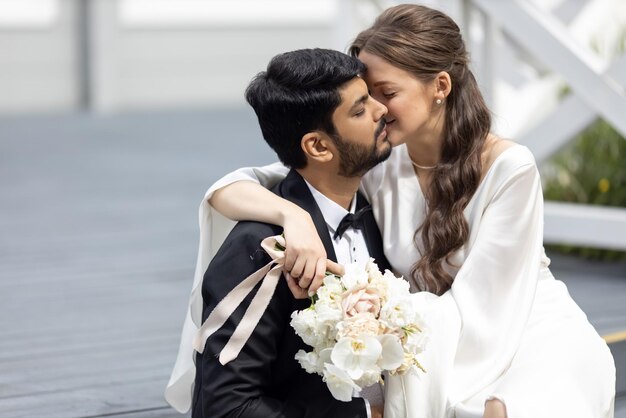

{"left": 290, "top": 259, "right": 427, "bottom": 401}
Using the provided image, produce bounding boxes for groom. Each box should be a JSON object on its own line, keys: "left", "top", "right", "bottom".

{"left": 193, "top": 49, "right": 391, "bottom": 418}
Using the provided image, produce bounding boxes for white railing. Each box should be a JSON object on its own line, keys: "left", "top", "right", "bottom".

{"left": 0, "top": 0, "right": 59, "bottom": 28}
{"left": 467, "top": 0, "right": 626, "bottom": 251}
{"left": 344, "top": 0, "right": 626, "bottom": 251}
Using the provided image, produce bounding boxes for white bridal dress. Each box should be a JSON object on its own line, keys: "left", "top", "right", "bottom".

{"left": 166, "top": 143, "right": 616, "bottom": 418}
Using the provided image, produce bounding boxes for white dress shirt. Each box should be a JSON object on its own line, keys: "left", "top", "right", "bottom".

{"left": 304, "top": 180, "right": 370, "bottom": 268}
{"left": 305, "top": 180, "right": 383, "bottom": 417}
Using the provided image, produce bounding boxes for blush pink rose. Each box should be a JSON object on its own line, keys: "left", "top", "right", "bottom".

{"left": 341, "top": 285, "right": 382, "bottom": 318}
{"left": 337, "top": 312, "right": 381, "bottom": 338}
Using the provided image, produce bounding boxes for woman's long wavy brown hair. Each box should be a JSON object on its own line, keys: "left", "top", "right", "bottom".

{"left": 349, "top": 4, "right": 491, "bottom": 295}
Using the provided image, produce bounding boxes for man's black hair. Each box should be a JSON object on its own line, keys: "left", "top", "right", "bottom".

{"left": 245, "top": 48, "right": 365, "bottom": 168}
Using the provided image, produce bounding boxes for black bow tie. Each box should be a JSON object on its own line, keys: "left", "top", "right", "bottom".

{"left": 333, "top": 205, "right": 372, "bottom": 240}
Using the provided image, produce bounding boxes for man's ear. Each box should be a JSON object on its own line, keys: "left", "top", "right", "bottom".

{"left": 301, "top": 132, "right": 334, "bottom": 163}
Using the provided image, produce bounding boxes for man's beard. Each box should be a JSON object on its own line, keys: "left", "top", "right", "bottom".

{"left": 331, "top": 120, "right": 391, "bottom": 178}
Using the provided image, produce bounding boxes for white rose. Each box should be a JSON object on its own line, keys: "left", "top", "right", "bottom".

{"left": 315, "top": 299, "right": 343, "bottom": 324}
{"left": 384, "top": 271, "right": 410, "bottom": 294}
{"left": 314, "top": 300, "right": 343, "bottom": 343}
{"left": 294, "top": 350, "right": 324, "bottom": 375}
{"left": 291, "top": 309, "right": 321, "bottom": 347}
{"left": 355, "top": 367, "right": 382, "bottom": 388}
{"left": 322, "top": 274, "right": 344, "bottom": 294}
{"left": 379, "top": 296, "right": 415, "bottom": 329}
{"left": 341, "top": 262, "right": 369, "bottom": 289}
{"left": 365, "top": 258, "right": 383, "bottom": 280}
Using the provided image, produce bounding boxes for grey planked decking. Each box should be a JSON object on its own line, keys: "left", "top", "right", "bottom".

{"left": 0, "top": 109, "right": 624, "bottom": 418}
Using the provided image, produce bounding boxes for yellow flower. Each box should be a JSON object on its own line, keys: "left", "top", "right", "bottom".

{"left": 598, "top": 178, "right": 610, "bottom": 193}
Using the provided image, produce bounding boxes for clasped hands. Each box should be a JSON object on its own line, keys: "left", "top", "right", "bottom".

{"left": 282, "top": 239, "right": 342, "bottom": 300}
{"left": 281, "top": 212, "right": 343, "bottom": 299}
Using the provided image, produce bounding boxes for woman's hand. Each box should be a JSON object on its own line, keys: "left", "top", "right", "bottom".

{"left": 484, "top": 399, "right": 507, "bottom": 418}
{"left": 281, "top": 207, "right": 327, "bottom": 296}
{"left": 280, "top": 207, "right": 349, "bottom": 298}
{"left": 286, "top": 259, "right": 345, "bottom": 299}
{"left": 371, "top": 404, "right": 384, "bottom": 418}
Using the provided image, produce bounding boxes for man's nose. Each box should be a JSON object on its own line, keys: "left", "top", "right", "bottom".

{"left": 374, "top": 101, "right": 387, "bottom": 120}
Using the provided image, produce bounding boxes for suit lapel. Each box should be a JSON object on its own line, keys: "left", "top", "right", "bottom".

{"left": 356, "top": 192, "right": 392, "bottom": 272}
{"left": 274, "top": 170, "right": 338, "bottom": 263}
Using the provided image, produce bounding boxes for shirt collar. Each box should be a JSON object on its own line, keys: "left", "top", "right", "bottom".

{"left": 304, "top": 179, "right": 357, "bottom": 235}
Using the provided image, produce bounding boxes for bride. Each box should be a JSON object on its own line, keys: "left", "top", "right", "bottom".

{"left": 166, "top": 4, "right": 615, "bottom": 417}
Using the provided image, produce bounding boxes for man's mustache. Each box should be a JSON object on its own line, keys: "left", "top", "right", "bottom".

{"left": 374, "top": 119, "right": 387, "bottom": 139}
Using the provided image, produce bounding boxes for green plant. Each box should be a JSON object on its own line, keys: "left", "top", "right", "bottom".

{"left": 541, "top": 119, "right": 626, "bottom": 260}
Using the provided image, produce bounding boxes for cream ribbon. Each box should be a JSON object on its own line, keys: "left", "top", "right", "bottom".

{"left": 192, "top": 235, "right": 286, "bottom": 365}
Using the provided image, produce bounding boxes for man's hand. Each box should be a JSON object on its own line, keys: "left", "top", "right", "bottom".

{"left": 285, "top": 260, "right": 345, "bottom": 299}
{"left": 307, "top": 260, "right": 345, "bottom": 295}
{"left": 285, "top": 272, "right": 309, "bottom": 299}
{"left": 280, "top": 208, "right": 350, "bottom": 298}
{"left": 282, "top": 209, "right": 327, "bottom": 295}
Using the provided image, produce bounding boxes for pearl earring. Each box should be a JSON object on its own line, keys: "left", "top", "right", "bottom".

{"left": 436, "top": 99, "right": 442, "bottom": 105}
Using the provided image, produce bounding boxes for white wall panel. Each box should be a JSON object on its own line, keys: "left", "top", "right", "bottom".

{"left": 0, "top": 0, "right": 79, "bottom": 113}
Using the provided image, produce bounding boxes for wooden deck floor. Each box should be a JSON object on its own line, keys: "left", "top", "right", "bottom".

{"left": 0, "top": 109, "right": 624, "bottom": 417}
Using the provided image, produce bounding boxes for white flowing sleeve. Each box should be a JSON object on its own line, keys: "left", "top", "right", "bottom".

{"left": 448, "top": 160, "right": 543, "bottom": 408}
{"left": 164, "top": 162, "right": 288, "bottom": 413}
{"left": 390, "top": 158, "right": 544, "bottom": 418}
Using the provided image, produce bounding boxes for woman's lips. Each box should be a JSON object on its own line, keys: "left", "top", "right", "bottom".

{"left": 377, "top": 127, "right": 388, "bottom": 141}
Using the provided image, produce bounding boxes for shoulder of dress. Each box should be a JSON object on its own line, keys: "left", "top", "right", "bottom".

{"left": 488, "top": 144, "right": 537, "bottom": 179}
{"left": 476, "top": 144, "right": 540, "bottom": 202}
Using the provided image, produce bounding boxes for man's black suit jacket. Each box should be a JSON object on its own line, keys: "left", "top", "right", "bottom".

{"left": 192, "top": 170, "right": 391, "bottom": 418}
